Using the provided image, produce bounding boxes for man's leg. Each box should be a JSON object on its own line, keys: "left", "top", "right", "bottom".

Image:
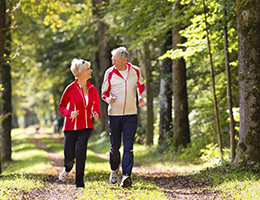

{"left": 75, "top": 128, "right": 91, "bottom": 188}
{"left": 122, "top": 115, "right": 137, "bottom": 176}
{"left": 108, "top": 116, "right": 122, "bottom": 171}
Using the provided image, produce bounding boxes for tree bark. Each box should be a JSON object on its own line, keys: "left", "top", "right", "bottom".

{"left": 159, "top": 32, "right": 172, "bottom": 145}
{"left": 91, "top": 0, "right": 110, "bottom": 134}
{"left": 1, "top": 1, "right": 12, "bottom": 162}
{"left": 203, "top": 0, "right": 223, "bottom": 154}
{"left": 0, "top": 0, "right": 6, "bottom": 174}
{"left": 0, "top": 0, "right": 6, "bottom": 66}
{"left": 1, "top": 30, "right": 12, "bottom": 162}
{"left": 172, "top": 2, "right": 190, "bottom": 150}
{"left": 144, "top": 45, "right": 154, "bottom": 145}
{"left": 235, "top": 0, "right": 260, "bottom": 162}
{"left": 223, "top": 8, "right": 236, "bottom": 162}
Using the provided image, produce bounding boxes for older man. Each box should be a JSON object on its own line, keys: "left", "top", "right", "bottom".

{"left": 101, "top": 47, "right": 145, "bottom": 187}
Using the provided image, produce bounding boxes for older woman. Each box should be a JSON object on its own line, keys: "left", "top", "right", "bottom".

{"left": 58, "top": 58, "right": 101, "bottom": 189}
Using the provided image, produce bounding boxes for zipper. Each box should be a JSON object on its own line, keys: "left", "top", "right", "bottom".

{"left": 76, "top": 84, "right": 88, "bottom": 128}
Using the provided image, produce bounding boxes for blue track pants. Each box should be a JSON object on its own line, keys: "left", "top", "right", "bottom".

{"left": 108, "top": 115, "right": 137, "bottom": 176}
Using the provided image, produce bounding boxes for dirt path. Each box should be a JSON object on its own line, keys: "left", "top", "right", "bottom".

{"left": 27, "top": 133, "right": 227, "bottom": 200}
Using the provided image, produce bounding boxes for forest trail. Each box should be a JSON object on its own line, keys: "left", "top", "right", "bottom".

{"left": 26, "top": 132, "right": 227, "bottom": 200}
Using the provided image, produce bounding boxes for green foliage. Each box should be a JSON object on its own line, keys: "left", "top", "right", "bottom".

{"left": 200, "top": 143, "right": 230, "bottom": 167}
{"left": 9, "top": 0, "right": 240, "bottom": 166}
{"left": 0, "top": 128, "right": 49, "bottom": 199}
{"left": 190, "top": 161, "right": 260, "bottom": 199}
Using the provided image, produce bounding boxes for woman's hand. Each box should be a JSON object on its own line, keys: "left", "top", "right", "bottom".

{"left": 70, "top": 110, "right": 79, "bottom": 121}
{"left": 92, "top": 112, "right": 99, "bottom": 121}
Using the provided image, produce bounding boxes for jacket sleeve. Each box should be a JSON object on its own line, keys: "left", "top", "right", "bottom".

{"left": 58, "top": 86, "right": 73, "bottom": 118}
{"left": 136, "top": 68, "right": 145, "bottom": 100}
{"left": 92, "top": 87, "right": 101, "bottom": 118}
{"left": 101, "top": 69, "right": 111, "bottom": 103}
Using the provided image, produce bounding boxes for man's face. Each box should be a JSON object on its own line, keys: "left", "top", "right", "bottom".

{"left": 112, "top": 53, "right": 126, "bottom": 70}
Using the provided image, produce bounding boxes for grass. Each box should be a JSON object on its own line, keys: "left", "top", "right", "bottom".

{"left": 0, "top": 128, "right": 168, "bottom": 199}
{"left": 1, "top": 127, "right": 260, "bottom": 199}
{"left": 0, "top": 128, "right": 50, "bottom": 199}
{"left": 88, "top": 132, "right": 260, "bottom": 199}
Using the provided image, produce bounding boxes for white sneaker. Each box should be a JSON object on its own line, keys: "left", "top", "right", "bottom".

{"left": 120, "top": 175, "right": 132, "bottom": 188}
{"left": 77, "top": 187, "right": 84, "bottom": 190}
{"left": 109, "top": 168, "right": 119, "bottom": 184}
{"left": 59, "top": 169, "right": 68, "bottom": 181}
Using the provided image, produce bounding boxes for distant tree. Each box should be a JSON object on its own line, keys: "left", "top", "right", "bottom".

{"left": 235, "top": 0, "right": 260, "bottom": 162}
{"left": 91, "top": 0, "right": 111, "bottom": 134}
{"left": 221, "top": 1, "right": 236, "bottom": 161}
{"left": 159, "top": 32, "right": 172, "bottom": 146}
{"left": 143, "top": 44, "right": 154, "bottom": 145}
{"left": 172, "top": 1, "right": 190, "bottom": 149}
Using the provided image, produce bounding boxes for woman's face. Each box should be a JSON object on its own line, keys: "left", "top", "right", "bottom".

{"left": 81, "top": 64, "right": 92, "bottom": 80}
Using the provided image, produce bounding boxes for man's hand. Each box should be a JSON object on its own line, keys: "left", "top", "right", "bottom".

{"left": 139, "top": 99, "right": 145, "bottom": 108}
{"left": 107, "top": 95, "right": 116, "bottom": 104}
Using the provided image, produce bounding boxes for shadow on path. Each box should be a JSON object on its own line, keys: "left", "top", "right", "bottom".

{"left": 27, "top": 132, "right": 229, "bottom": 200}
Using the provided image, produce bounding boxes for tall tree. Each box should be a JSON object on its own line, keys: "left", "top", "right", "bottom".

{"left": 144, "top": 44, "right": 154, "bottom": 145}
{"left": 172, "top": 1, "right": 190, "bottom": 149}
{"left": 0, "top": 0, "right": 6, "bottom": 174}
{"left": 1, "top": 8, "right": 12, "bottom": 162}
{"left": 202, "top": 0, "right": 223, "bottom": 154}
{"left": 91, "top": 0, "right": 111, "bottom": 134}
{"left": 222, "top": 2, "right": 236, "bottom": 161}
{"left": 159, "top": 32, "right": 172, "bottom": 146}
{"left": 235, "top": 0, "right": 260, "bottom": 162}
{"left": 0, "top": 0, "right": 5, "bottom": 66}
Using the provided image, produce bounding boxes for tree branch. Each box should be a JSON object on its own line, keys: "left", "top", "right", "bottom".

{"left": 8, "top": 0, "right": 21, "bottom": 13}
{"left": 5, "top": 43, "right": 20, "bottom": 61}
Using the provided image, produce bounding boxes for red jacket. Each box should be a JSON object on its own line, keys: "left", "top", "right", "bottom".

{"left": 58, "top": 79, "right": 101, "bottom": 131}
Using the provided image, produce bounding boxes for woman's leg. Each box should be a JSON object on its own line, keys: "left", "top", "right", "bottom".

{"left": 64, "top": 130, "right": 77, "bottom": 172}
{"left": 75, "top": 128, "right": 91, "bottom": 188}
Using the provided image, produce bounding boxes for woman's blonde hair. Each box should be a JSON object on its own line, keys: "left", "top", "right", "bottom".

{"left": 70, "top": 58, "right": 90, "bottom": 78}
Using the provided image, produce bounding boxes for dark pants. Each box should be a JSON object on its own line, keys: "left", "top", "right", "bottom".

{"left": 64, "top": 128, "right": 91, "bottom": 188}
{"left": 108, "top": 115, "right": 137, "bottom": 176}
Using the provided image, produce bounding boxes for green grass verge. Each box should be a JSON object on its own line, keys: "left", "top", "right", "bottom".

{"left": 88, "top": 132, "right": 260, "bottom": 200}
{"left": 2, "top": 128, "right": 260, "bottom": 199}
{"left": 0, "top": 128, "right": 51, "bottom": 199}
{"left": 0, "top": 128, "right": 168, "bottom": 200}
{"left": 189, "top": 161, "right": 260, "bottom": 199}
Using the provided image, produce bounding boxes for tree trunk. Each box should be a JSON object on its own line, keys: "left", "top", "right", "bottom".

{"left": 11, "top": 108, "right": 19, "bottom": 129}
{"left": 0, "top": 0, "right": 6, "bottom": 66}
{"left": 1, "top": 5, "right": 12, "bottom": 162}
{"left": 223, "top": 8, "right": 236, "bottom": 162}
{"left": 159, "top": 32, "right": 172, "bottom": 145}
{"left": 172, "top": 2, "right": 190, "bottom": 150}
{"left": 235, "top": 0, "right": 260, "bottom": 162}
{"left": 203, "top": 0, "right": 223, "bottom": 154}
{"left": 144, "top": 45, "right": 154, "bottom": 145}
{"left": 0, "top": 0, "right": 6, "bottom": 174}
{"left": 91, "top": 0, "right": 110, "bottom": 134}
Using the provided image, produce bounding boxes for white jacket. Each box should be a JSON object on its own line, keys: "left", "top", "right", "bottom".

{"left": 101, "top": 62, "right": 145, "bottom": 116}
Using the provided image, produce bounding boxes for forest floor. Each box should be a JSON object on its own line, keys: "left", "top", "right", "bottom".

{"left": 25, "top": 132, "right": 230, "bottom": 200}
